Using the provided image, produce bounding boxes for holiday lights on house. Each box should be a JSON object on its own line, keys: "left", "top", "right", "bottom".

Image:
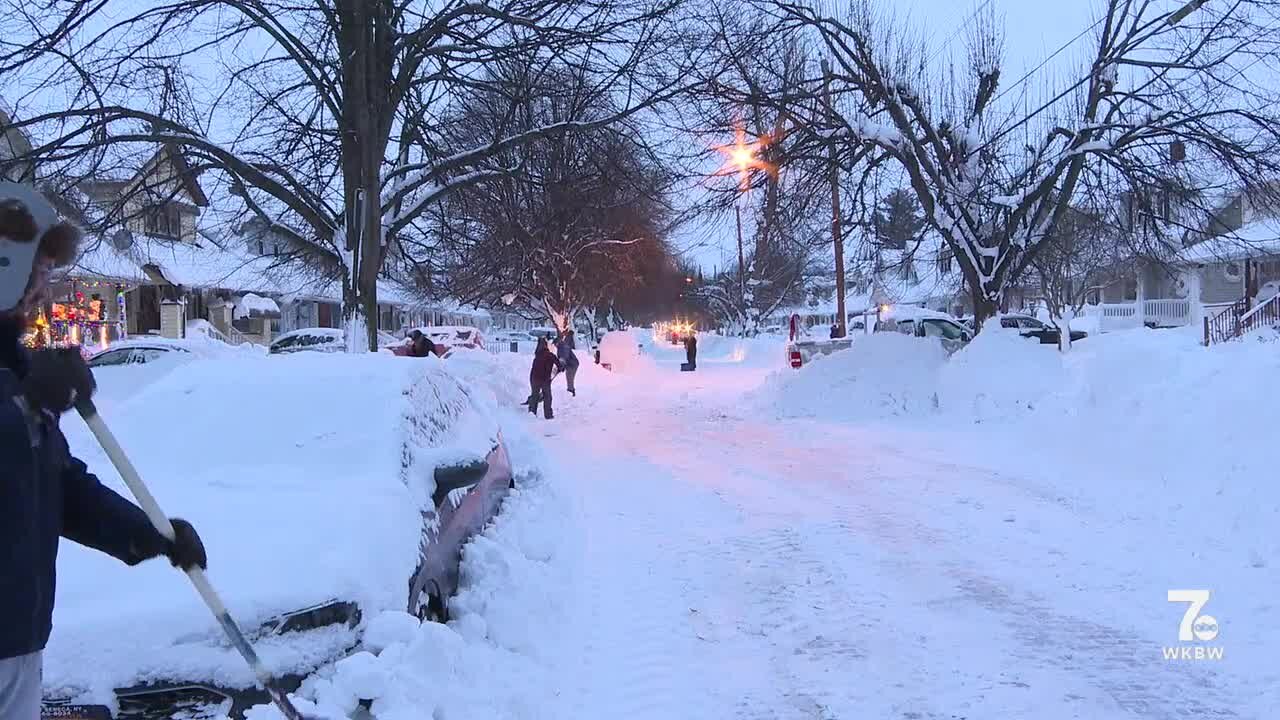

{"left": 37, "top": 280, "right": 132, "bottom": 349}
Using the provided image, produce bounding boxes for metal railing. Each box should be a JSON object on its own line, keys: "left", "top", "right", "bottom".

{"left": 1203, "top": 294, "right": 1280, "bottom": 345}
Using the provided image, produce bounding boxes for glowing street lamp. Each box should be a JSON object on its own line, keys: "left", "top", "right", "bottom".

{"left": 713, "top": 126, "right": 775, "bottom": 315}
{"left": 714, "top": 126, "right": 772, "bottom": 191}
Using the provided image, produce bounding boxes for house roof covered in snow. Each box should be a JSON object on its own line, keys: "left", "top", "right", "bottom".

{"left": 1177, "top": 218, "right": 1280, "bottom": 265}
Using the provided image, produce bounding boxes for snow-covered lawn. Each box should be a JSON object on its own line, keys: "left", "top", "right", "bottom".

{"left": 52, "top": 329, "right": 1273, "bottom": 718}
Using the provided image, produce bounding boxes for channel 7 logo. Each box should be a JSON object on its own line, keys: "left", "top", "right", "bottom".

{"left": 1164, "top": 590, "right": 1224, "bottom": 661}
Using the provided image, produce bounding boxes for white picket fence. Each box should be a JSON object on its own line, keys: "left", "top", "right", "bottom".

{"left": 1083, "top": 299, "right": 1193, "bottom": 332}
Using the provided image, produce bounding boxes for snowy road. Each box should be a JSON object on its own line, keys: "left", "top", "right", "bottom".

{"left": 523, "top": 354, "right": 1259, "bottom": 719}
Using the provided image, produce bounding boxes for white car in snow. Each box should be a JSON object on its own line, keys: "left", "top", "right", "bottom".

{"left": 874, "top": 306, "right": 973, "bottom": 354}
{"left": 44, "top": 354, "right": 517, "bottom": 718}
{"left": 268, "top": 328, "right": 402, "bottom": 354}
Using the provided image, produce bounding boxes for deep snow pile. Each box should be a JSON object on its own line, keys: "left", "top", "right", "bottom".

{"left": 242, "top": 353, "right": 579, "bottom": 720}
{"left": 754, "top": 327, "right": 1280, "bottom": 574}
{"left": 261, "top": 460, "right": 580, "bottom": 720}
{"left": 48, "top": 352, "right": 504, "bottom": 703}
{"left": 597, "top": 328, "right": 657, "bottom": 373}
{"left": 755, "top": 332, "right": 948, "bottom": 419}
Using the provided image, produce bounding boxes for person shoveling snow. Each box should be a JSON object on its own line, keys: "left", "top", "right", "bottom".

{"left": 0, "top": 183, "right": 208, "bottom": 719}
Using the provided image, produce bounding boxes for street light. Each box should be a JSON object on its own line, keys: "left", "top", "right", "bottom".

{"left": 714, "top": 126, "right": 773, "bottom": 321}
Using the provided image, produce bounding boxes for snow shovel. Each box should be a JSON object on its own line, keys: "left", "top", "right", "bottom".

{"left": 75, "top": 398, "right": 316, "bottom": 720}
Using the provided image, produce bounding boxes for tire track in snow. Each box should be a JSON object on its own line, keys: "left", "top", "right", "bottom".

{"left": 547, "top": 369, "right": 1251, "bottom": 719}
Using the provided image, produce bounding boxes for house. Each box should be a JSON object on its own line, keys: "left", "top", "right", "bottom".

{"left": 7, "top": 126, "right": 523, "bottom": 348}
{"left": 0, "top": 101, "right": 35, "bottom": 182}
{"left": 1091, "top": 185, "right": 1280, "bottom": 336}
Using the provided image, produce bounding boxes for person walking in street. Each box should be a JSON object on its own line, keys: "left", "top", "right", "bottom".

{"left": 407, "top": 329, "right": 436, "bottom": 358}
{"left": 0, "top": 183, "right": 208, "bottom": 720}
{"left": 556, "top": 330, "right": 580, "bottom": 396}
{"left": 528, "top": 337, "right": 561, "bottom": 419}
{"left": 684, "top": 332, "right": 698, "bottom": 370}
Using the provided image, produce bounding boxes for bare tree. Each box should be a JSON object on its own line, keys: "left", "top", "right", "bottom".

{"left": 0, "top": 0, "right": 686, "bottom": 349}
{"left": 421, "top": 59, "right": 676, "bottom": 331}
{"left": 733, "top": 0, "right": 1280, "bottom": 326}
{"left": 1029, "top": 203, "right": 1128, "bottom": 351}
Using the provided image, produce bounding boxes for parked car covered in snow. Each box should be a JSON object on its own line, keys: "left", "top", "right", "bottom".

{"left": 87, "top": 331, "right": 257, "bottom": 367}
{"left": 88, "top": 339, "right": 196, "bottom": 368}
{"left": 267, "top": 327, "right": 343, "bottom": 354}
{"left": 43, "top": 355, "right": 516, "bottom": 718}
{"left": 407, "top": 325, "right": 486, "bottom": 352}
{"left": 997, "top": 314, "right": 1088, "bottom": 345}
{"left": 268, "top": 327, "right": 402, "bottom": 355}
{"left": 875, "top": 306, "right": 973, "bottom": 354}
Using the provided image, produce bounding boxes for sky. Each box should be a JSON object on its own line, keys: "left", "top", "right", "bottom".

{"left": 676, "top": 0, "right": 1106, "bottom": 272}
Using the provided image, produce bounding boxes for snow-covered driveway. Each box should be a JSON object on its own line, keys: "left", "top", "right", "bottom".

{"left": 530, "top": 357, "right": 1259, "bottom": 719}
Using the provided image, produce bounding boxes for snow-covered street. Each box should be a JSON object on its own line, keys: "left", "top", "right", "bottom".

{"left": 453, "top": 336, "right": 1271, "bottom": 720}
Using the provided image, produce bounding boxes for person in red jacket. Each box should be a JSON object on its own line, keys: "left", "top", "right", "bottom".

{"left": 527, "top": 337, "right": 561, "bottom": 419}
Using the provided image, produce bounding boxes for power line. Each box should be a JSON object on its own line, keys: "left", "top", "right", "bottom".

{"left": 990, "top": 17, "right": 1105, "bottom": 107}
{"left": 923, "top": 0, "right": 994, "bottom": 66}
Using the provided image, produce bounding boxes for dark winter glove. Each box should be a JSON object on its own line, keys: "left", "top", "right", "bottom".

{"left": 23, "top": 347, "right": 95, "bottom": 414}
{"left": 165, "top": 518, "right": 207, "bottom": 571}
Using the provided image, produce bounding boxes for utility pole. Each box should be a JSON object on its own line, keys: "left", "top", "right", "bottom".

{"left": 735, "top": 200, "right": 746, "bottom": 315}
{"left": 822, "top": 58, "right": 847, "bottom": 338}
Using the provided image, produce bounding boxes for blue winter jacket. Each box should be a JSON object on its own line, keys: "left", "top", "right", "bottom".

{"left": 1, "top": 324, "right": 167, "bottom": 660}
{"left": 556, "top": 340, "right": 579, "bottom": 369}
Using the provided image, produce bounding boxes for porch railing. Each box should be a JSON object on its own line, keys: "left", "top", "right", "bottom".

{"left": 1143, "top": 298, "right": 1192, "bottom": 326}
{"left": 228, "top": 327, "right": 252, "bottom": 346}
{"left": 1086, "top": 299, "right": 1193, "bottom": 332}
{"left": 1204, "top": 294, "right": 1280, "bottom": 345}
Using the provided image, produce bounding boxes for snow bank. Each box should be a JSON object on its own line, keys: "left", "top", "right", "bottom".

{"left": 251, "top": 422, "right": 579, "bottom": 720}
{"left": 598, "top": 329, "right": 656, "bottom": 373}
{"left": 753, "top": 326, "right": 1280, "bottom": 581}
{"left": 936, "top": 328, "right": 1071, "bottom": 422}
{"left": 48, "top": 352, "right": 504, "bottom": 702}
{"left": 755, "top": 333, "right": 947, "bottom": 420}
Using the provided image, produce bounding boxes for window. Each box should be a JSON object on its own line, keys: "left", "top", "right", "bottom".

{"left": 88, "top": 348, "right": 135, "bottom": 368}
{"left": 1224, "top": 262, "right": 1242, "bottom": 280}
{"left": 921, "top": 319, "right": 964, "bottom": 340}
{"left": 257, "top": 240, "right": 265, "bottom": 255}
{"left": 1123, "top": 276, "right": 1138, "bottom": 301}
{"left": 937, "top": 252, "right": 953, "bottom": 274}
{"left": 1259, "top": 258, "right": 1280, "bottom": 283}
{"left": 144, "top": 204, "right": 183, "bottom": 239}
{"left": 896, "top": 320, "right": 915, "bottom": 335}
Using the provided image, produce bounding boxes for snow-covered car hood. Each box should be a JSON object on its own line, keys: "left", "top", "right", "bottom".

{"left": 48, "top": 353, "right": 503, "bottom": 702}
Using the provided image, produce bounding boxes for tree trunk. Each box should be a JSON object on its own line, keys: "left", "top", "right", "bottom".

{"left": 1058, "top": 305, "right": 1075, "bottom": 353}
